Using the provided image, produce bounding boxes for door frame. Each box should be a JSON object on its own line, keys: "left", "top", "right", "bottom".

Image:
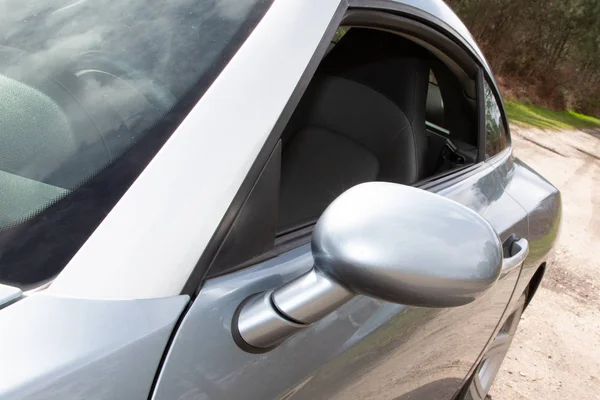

{"left": 182, "top": 2, "right": 500, "bottom": 296}
{"left": 180, "top": 0, "right": 349, "bottom": 295}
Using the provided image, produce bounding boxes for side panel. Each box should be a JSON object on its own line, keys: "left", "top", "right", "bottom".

{"left": 494, "top": 154, "right": 561, "bottom": 300}
{"left": 153, "top": 164, "right": 527, "bottom": 400}
{"left": 0, "top": 294, "right": 188, "bottom": 400}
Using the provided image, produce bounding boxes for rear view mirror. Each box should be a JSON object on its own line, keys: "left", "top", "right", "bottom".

{"left": 311, "top": 182, "right": 503, "bottom": 307}
{"left": 234, "top": 182, "right": 503, "bottom": 351}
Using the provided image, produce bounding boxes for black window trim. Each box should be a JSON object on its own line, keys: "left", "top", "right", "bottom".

{"left": 182, "top": 1, "right": 349, "bottom": 295}
{"left": 483, "top": 72, "right": 512, "bottom": 148}
{"left": 485, "top": 144, "right": 512, "bottom": 167}
{"left": 185, "top": 4, "right": 502, "bottom": 292}
{"left": 482, "top": 76, "right": 512, "bottom": 161}
{"left": 477, "top": 68, "right": 487, "bottom": 162}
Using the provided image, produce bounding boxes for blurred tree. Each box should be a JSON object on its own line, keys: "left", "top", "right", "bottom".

{"left": 445, "top": 0, "right": 600, "bottom": 116}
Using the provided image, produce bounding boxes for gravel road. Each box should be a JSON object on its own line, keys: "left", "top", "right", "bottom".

{"left": 489, "top": 125, "right": 600, "bottom": 399}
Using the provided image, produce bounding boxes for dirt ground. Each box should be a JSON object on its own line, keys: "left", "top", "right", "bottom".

{"left": 488, "top": 125, "right": 600, "bottom": 399}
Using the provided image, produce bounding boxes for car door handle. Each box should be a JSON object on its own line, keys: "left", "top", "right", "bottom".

{"left": 502, "top": 237, "right": 529, "bottom": 275}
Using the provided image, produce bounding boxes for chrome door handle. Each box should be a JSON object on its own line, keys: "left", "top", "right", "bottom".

{"left": 502, "top": 237, "right": 529, "bottom": 274}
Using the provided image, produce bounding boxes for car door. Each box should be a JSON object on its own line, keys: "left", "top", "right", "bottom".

{"left": 152, "top": 3, "right": 529, "bottom": 400}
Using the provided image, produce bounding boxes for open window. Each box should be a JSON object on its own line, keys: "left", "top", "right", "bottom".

{"left": 207, "top": 22, "right": 481, "bottom": 278}
{"left": 277, "top": 27, "right": 479, "bottom": 233}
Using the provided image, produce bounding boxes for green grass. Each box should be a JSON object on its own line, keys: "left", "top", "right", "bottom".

{"left": 505, "top": 101, "right": 600, "bottom": 131}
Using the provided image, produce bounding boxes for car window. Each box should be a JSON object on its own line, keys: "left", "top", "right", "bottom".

{"left": 483, "top": 80, "right": 509, "bottom": 157}
{"left": 0, "top": 0, "right": 273, "bottom": 289}
{"left": 209, "top": 26, "right": 481, "bottom": 278}
{"left": 277, "top": 28, "right": 478, "bottom": 233}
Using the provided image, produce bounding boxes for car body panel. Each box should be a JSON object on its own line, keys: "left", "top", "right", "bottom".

{"left": 0, "top": 0, "right": 561, "bottom": 399}
{"left": 490, "top": 153, "right": 561, "bottom": 304}
{"left": 0, "top": 294, "right": 188, "bottom": 400}
{"left": 152, "top": 2, "right": 540, "bottom": 400}
{"left": 153, "top": 161, "right": 528, "bottom": 400}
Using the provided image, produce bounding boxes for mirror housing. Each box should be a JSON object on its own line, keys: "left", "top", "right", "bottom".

{"left": 234, "top": 182, "right": 503, "bottom": 351}
{"left": 312, "top": 182, "right": 502, "bottom": 307}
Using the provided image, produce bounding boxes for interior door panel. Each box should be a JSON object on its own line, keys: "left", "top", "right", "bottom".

{"left": 152, "top": 160, "right": 528, "bottom": 400}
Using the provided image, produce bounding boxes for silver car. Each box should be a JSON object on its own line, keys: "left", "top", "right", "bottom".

{"left": 0, "top": 0, "right": 561, "bottom": 399}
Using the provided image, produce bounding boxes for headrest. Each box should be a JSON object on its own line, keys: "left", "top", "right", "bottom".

{"left": 320, "top": 28, "right": 431, "bottom": 123}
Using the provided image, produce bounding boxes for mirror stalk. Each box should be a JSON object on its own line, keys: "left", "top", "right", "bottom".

{"left": 233, "top": 182, "right": 503, "bottom": 352}
{"left": 234, "top": 269, "right": 352, "bottom": 351}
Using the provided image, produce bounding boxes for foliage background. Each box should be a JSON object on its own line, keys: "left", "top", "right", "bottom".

{"left": 445, "top": 0, "right": 600, "bottom": 117}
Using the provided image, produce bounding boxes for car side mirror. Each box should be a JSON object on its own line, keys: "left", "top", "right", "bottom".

{"left": 233, "top": 182, "right": 503, "bottom": 352}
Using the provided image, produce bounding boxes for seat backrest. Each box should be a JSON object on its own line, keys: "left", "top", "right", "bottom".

{"left": 298, "top": 75, "right": 419, "bottom": 183}
{"left": 279, "top": 75, "right": 415, "bottom": 230}
{"left": 278, "top": 29, "right": 432, "bottom": 231}
{"left": 318, "top": 28, "right": 432, "bottom": 179}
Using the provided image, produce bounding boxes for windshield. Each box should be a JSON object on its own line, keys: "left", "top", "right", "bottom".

{"left": 0, "top": 0, "right": 272, "bottom": 288}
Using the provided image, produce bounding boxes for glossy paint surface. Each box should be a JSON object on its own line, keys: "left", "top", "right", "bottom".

{"left": 236, "top": 183, "right": 505, "bottom": 349}
{"left": 490, "top": 152, "right": 561, "bottom": 309}
{"left": 0, "top": 294, "right": 188, "bottom": 400}
{"left": 312, "top": 182, "right": 503, "bottom": 307}
{"left": 153, "top": 160, "right": 529, "bottom": 400}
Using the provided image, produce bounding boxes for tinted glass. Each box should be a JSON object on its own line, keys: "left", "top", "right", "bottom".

{"left": 0, "top": 0, "right": 272, "bottom": 288}
{"left": 484, "top": 80, "right": 509, "bottom": 157}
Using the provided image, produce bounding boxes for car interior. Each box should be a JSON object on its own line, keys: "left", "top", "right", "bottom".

{"left": 208, "top": 26, "right": 481, "bottom": 277}
{"left": 0, "top": 46, "right": 176, "bottom": 227}
{"left": 0, "top": 22, "right": 480, "bottom": 284}
{"left": 277, "top": 27, "right": 478, "bottom": 234}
